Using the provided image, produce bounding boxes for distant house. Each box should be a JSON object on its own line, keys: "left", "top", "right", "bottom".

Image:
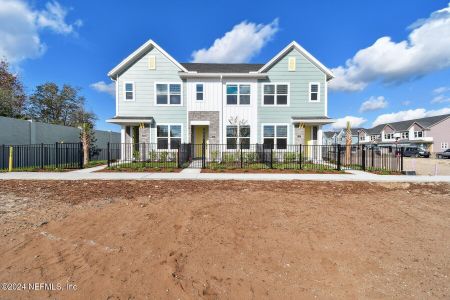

{"left": 333, "top": 128, "right": 363, "bottom": 145}
{"left": 358, "top": 114, "right": 450, "bottom": 153}
{"left": 322, "top": 131, "right": 337, "bottom": 145}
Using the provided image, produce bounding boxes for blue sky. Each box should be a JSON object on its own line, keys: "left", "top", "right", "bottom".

{"left": 1, "top": 0, "right": 450, "bottom": 132}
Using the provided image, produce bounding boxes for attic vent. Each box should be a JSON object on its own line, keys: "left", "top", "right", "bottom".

{"left": 148, "top": 55, "right": 156, "bottom": 70}
{"left": 288, "top": 57, "right": 296, "bottom": 71}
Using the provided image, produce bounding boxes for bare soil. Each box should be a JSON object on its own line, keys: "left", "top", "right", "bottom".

{"left": 0, "top": 180, "right": 449, "bottom": 299}
{"left": 202, "top": 168, "right": 344, "bottom": 174}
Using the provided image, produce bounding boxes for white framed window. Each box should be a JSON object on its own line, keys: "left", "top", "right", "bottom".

{"left": 156, "top": 124, "right": 182, "bottom": 149}
{"left": 384, "top": 133, "right": 394, "bottom": 140}
{"left": 441, "top": 142, "right": 449, "bottom": 150}
{"left": 226, "top": 84, "right": 251, "bottom": 105}
{"left": 262, "top": 124, "right": 288, "bottom": 149}
{"left": 309, "top": 82, "right": 320, "bottom": 102}
{"left": 226, "top": 125, "right": 250, "bottom": 149}
{"left": 155, "top": 83, "right": 182, "bottom": 106}
{"left": 124, "top": 82, "right": 135, "bottom": 101}
{"left": 262, "top": 83, "right": 289, "bottom": 106}
{"left": 414, "top": 131, "right": 423, "bottom": 138}
{"left": 288, "top": 57, "right": 296, "bottom": 71}
{"left": 196, "top": 84, "right": 204, "bottom": 101}
{"left": 401, "top": 132, "right": 409, "bottom": 139}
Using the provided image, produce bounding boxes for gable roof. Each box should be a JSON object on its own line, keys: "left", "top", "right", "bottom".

{"left": 181, "top": 63, "right": 264, "bottom": 73}
{"left": 366, "top": 114, "right": 450, "bottom": 134}
{"left": 108, "top": 39, "right": 188, "bottom": 78}
{"left": 257, "top": 41, "right": 334, "bottom": 80}
{"left": 323, "top": 131, "right": 336, "bottom": 138}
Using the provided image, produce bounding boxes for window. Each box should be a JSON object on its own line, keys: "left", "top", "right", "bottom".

{"left": 309, "top": 83, "right": 320, "bottom": 102}
{"left": 226, "top": 84, "right": 251, "bottom": 105}
{"left": 263, "top": 125, "right": 288, "bottom": 149}
{"left": 384, "top": 133, "right": 394, "bottom": 140}
{"left": 263, "top": 84, "right": 288, "bottom": 105}
{"left": 401, "top": 132, "right": 409, "bottom": 139}
{"left": 196, "top": 84, "right": 203, "bottom": 101}
{"left": 370, "top": 135, "right": 378, "bottom": 141}
{"left": 288, "top": 57, "right": 296, "bottom": 71}
{"left": 226, "top": 125, "right": 250, "bottom": 149}
{"left": 414, "top": 131, "right": 423, "bottom": 138}
{"left": 442, "top": 142, "right": 449, "bottom": 150}
{"left": 156, "top": 83, "right": 182, "bottom": 105}
{"left": 157, "top": 125, "right": 181, "bottom": 149}
{"left": 124, "top": 82, "right": 134, "bottom": 101}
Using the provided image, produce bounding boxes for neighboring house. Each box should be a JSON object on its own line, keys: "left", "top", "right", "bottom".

{"left": 335, "top": 128, "right": 362, "bottom": 145}
{"left": 106, "top": 40, "right": 335, "bottom": 151}
{"left": 358, "top": 114, "right": 450, "bottom": 153}
{"left": 322, "top": 131, "right": 337, "bottom": 145}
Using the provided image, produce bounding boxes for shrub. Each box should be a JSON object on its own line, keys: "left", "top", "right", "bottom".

{"left": 222, "top": 152, "right": 238, "bottom": 163}
{"left": 159, "top": 151, "right": 169, "bottom": 162}
{"left": 133, "top": 150, "right": 140, "bottom": 161}
{"left": 244, "top": 152, "right": 257, "bottom": 163}
{"left": 210, "top": 150, "right": 219, "bottom": 162}
{"left": 148, "top": 150, "right": 157, "bottom": 162}
{"left": 283, "top": 152, "right": 296, "bottom": 163}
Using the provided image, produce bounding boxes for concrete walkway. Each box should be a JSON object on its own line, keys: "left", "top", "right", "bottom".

{"left": 0, "top": 168, "right": 449, "bottom": 182}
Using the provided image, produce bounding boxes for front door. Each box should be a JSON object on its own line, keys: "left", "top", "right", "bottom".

{"left": 192, "top": 125, "right": 209, "bottom": 158}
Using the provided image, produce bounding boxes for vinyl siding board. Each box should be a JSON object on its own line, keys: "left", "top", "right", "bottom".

{"left": 116, "top": 46, "right": 187, "bottom": 140}
{"left": 257, "top": 48, "right": 327, "bottom": 143}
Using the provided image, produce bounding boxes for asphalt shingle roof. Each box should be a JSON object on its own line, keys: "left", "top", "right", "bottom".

{"left": 180, "top": 63, "right": 264, "bottom": 73}
{"left": 365, "top": 114, "right": 450, "bottom": 134}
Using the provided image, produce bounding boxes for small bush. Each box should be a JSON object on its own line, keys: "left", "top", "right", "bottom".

{"left": 148, "top": 150, "right": 157, "bottom": 162}
{"left": 159, "top": 151, "right": 169, "bottom": 162}
{"left": 223, "top": 152, "right": 238, "bottom": 163}
{"left": 133, "top": 150, "right": 140, "bottom": 161}
{"left": 210, "top": 150, "right": 219, "bottom": 162}
{"left": 283, "top": 152, "right": 296, "bottom": 163}
{"left": 244, "top": 152, "right": 257, "bottom": 163}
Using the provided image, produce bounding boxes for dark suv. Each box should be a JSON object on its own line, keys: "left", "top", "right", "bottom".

{"left": 436, "top": 149, "right": 450, "bottom": 159}
{"left": 402, "top": 147, "right": 430, "bottom": 158}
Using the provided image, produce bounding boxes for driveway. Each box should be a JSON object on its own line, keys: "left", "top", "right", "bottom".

{"left": 403, "top": 157, "right": 450, "bottom": 175}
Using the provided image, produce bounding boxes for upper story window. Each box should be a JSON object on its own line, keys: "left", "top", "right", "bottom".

{"left": 157, "top": 124, "right": 181, "bottom": 149}
{"left": 124, "top": 82, "right": 134, "bottom": 101}
{"left": 384, "top": 133, "right": 394, "bottom": 140}
{"left": 196, "top": 84, "right": 204, "bottom": 101}
{"left": 156, "top": 83, "right": 182, "bottom": 105}
{"left": 226, "top": 125, "right": 250, "bottom": 149}
{"left": 226, "top": 84, "right": 251, "bottom": 105}
{"left": 309, "top": 83, "right": 320, "bottom": 102}
{"left": 263, "top": 125, "right": 287, "bottom": 149}
{"left": 414, "top": 131, "right": 423, "bottom": 138}
{"left": 401, "top": 132, "right": 409, "bottom": 139}
{"left": 263, "top": 84, "right": 289, "bottom": 106}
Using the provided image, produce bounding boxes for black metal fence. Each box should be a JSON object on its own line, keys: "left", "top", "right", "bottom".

{"left": 106, "top": 143, "right": 403, "bottom": 172}
{"left": 0, "top": 143, "right": 83, "bottom": 171}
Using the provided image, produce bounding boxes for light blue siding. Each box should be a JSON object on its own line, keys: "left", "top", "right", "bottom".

{"left": 116, "top": 46, "right": 187, "bottom": 140}
{"left": 257, "top": 48, "right": 327, "bottom": 143}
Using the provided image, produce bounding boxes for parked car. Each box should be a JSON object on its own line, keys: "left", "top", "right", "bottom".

{"left": 436, "top": 149, "right": 450, "bottom": 159}
{"left": 402, "top": 147, "right": 430, "bottom": 158}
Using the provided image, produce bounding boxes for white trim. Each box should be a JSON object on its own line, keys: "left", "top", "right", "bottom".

{"left": 106, "top": 118, "right": 153, "bottom": 124}
{"left": 154, "top": 82, "right": 183, "bottom": 106}
{"left": 190, "top": 120, "right": 210, "bottom": 126}
{"left": 195, "top": 82, "right": 204, "bottom": 101}
{"left": 114, "top": 76, "right": 118, "bottom": 115}
{"left": 309, "top": 82, "right": 320, "bottom": 102}
{"left": 123, "top": 81, "right": 135, "bottom": 102}
{"left": 225, "top": 82, "right": 252, "bottom": 106}
{"left": 257, "top": 41, "right": 335, "bottom": 80}
{"left": 108, "top": 39, "right": 188, "bottom": 78}
{"left": 179, "top": 72, "right": 268, "bottom": 78}
{"left": 291, "top": 118, "right": 335, "bottom": 125}
{"left": 324, "top": 74, "right": 328, "bottom": 116}
{"left": 261, "top": 83, "right": 290, "bottom": 107}
{"left": 261, "top": 123, "right": 290, "bottom": 147}
{"left": 155, "top": 123, "right": 184, "bottom": 149}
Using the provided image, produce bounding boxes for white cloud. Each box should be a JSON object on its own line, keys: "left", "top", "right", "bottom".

{"left": 330, "top": 116, "right": 367, "bottom": 130}
{"left": 191, "top": 19, "right": 279, "bottom": 63}
{"left": 90, "top": 81, "right": 115, "bottom": 96}
{"left": 359, "top": 96, "right": 388, "bottom": 112}
{"left": 0, "top": 0, "right": 81, "bottom": 64}
{"left": 431, "top": 95, "right": 450, "bottom": 103}
{"left": 372, "top": 107, "right": 450, "bottom": 126}
{"left": 401, "top": 100, "right": 411, "bottom": 106}
{"left": 329, "top": 3, "right": 450, "bottom": 91}
{"left": 433, "top": 86, "right": 450, "bottom": 94}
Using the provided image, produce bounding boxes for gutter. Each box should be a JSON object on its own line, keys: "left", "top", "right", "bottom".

{"left": 179, "top": 72, "right": 268, "bottom": 79}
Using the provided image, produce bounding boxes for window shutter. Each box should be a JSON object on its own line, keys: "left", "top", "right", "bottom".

{"left": 288, "top": 57, "right": 296, "bottom": 71}
{"left": 148, "top": 55, "right": 156, "bottom": 70}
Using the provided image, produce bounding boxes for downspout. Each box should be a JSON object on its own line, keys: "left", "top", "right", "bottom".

{"left": 220, "top": 74, "right": 223, "bottom": 145}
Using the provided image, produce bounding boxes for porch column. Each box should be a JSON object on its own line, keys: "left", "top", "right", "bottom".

{"left": 317, "top": 125, "right": 323, "bottom": 160}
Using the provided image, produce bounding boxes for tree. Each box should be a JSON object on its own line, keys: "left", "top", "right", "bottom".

{"left": 345, "top": 121, "right": 352, "bottom": 164}
{"left": 27, "top": 82, "right": 90, "bottom": 126}
{"left": 0, "top": 59, "right": 27, "bottom": 118}
{"left": 75, "top": 108, "right": 97, "bottom": 166}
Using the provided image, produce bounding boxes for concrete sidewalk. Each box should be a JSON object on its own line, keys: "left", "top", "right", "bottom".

{"left": 0, "top": 169, "right": 449, "bottom": 182}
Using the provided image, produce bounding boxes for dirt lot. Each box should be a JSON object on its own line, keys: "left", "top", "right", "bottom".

{"left": 404, "top": 157, "right": 450, "bottom": 175}
{"left": 0, "top": 180, "right": 449, "bottom": 299}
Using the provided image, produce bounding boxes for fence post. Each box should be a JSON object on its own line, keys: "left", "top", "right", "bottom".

{"left": 270, "top": 147, "right": 273, "bottom": 169}
{"left": 40, "top": 143, "right": 44, "bottom": 169}
{"left": 400, "top": 147, "right": 404, "bottom": 173}
{"left": 298, "top": 144, "right": 302, "bottom": 169}
{"left": 240, "top": 146, "right": 243, "bottom": 168}
{"left": 177, "top": 144, "right": 181, "bottom": 168}
{"left": 201, "top": 140, "right": 206, "bottom": 169}
{"left": 371, "top": 147, "right": 374, "bottom": 168}
{"left": 361, "top": 145, "right": 366, "bottom": 171}
{"left": 79, "top": 142, "right": 84, "bottom": 169}
{"left": 8, "top": 146, "right": 13, "bottom": 172}
{"left": 1, "top": 144, "right": 4, "bottom": 170}
{"left": 55, "top": 142, "right": 59, "bottom": 169}
{"left": 107, "top": 142, "right": 111, "bottom": 168}
{"left": 337, "top": 144, "right": 341, "bottom": 171}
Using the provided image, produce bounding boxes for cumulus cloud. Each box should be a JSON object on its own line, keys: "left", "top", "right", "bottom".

{"left": 359, "top": 96, "right": 388, "bottom": 112}
{"left": 191, "top": 19, "right": 279, "bottom": 63}
{"left": 0, "top": 0, "right": 81, "bottom": 64}
{"left": 372, "top": 107, "right": 450, "bottom": 126}
{"left": 90, "top": 81, "right": 115, "bottom": 96}
{"left": 329, "top": 3, "right": 450, "bottom": 91}
{"left": 330, "top": 116, "right": 367, "bottom": 130}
